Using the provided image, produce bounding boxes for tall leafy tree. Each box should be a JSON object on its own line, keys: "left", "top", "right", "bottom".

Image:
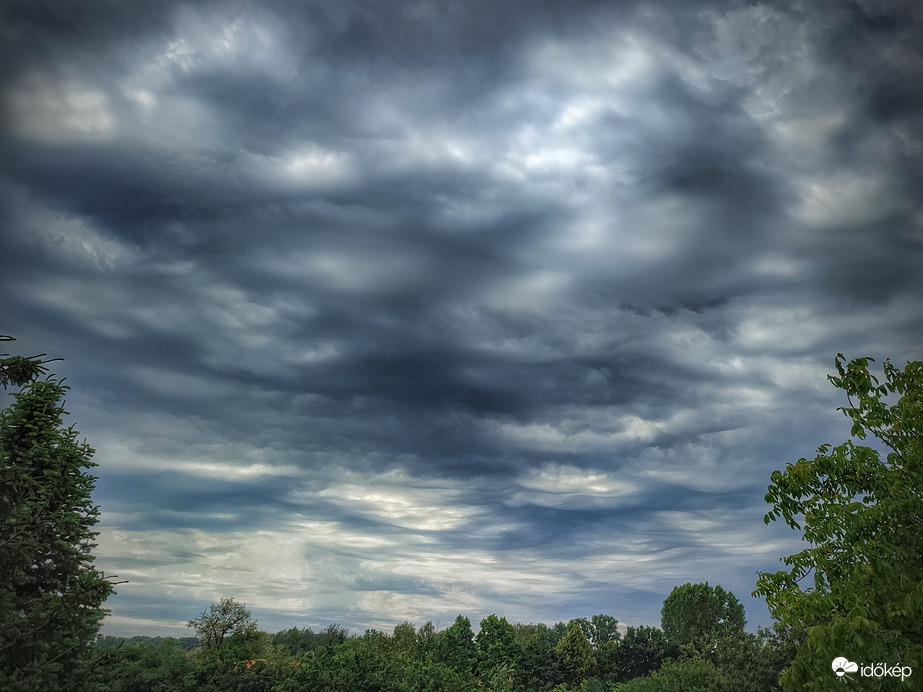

{"left": 187, "top": 597, "right": 261, "bottom": 660}
{"left": 475, "top": 614, "right": 520, "bottom": 684}
{"left": 514, "top": 622, "right": 560, "bottom": 691}
{"left": 1, "top": 373, "right": 113, "bottom": 690}
{"left": 555, "top": 624, "right": 596, "bottom": 686}
{"left": 660, "top": 583, "right": 745, "bottom": 648}
{"left": 755, "top": 355, "right": 923, "bottom": 689}
{"left": 434, "top": 615, "right": 477, "bottom": 676}
{"left": 589, "top": 613, "right": 620, "bottom": 648}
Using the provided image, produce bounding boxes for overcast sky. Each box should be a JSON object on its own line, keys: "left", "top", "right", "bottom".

{"left": 2, "top": 0, "right": 922, "bottom": 637}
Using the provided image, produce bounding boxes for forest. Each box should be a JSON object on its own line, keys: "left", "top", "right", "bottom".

{"left": 2, "top": 349, "right": 921, "bottom": 691}
{"left": 90, "top": 586, "right": 799, "bottom": 691}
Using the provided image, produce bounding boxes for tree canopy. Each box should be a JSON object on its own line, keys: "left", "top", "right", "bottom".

{"left": 187, "top": 597, "right": 260, "bottom": 655}
{"left": 660, "top": 582, "right": 745, "bottom": 648}
{"left": 755, "top": 355, "right": 923, "bottom": 688}
{"left": 87, "top": 588, "right": 802, "bottom": 691}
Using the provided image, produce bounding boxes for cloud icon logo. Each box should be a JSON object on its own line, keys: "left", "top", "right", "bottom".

{"left": 832, "top": 657, "right": 858, "bottom": 677}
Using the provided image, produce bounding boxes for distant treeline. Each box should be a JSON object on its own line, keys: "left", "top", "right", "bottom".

{"left": 97, "top": 635, "right": 200, "bottom": 652}
{"left": 91, "top": 584, "right": 801, "bottom": 691}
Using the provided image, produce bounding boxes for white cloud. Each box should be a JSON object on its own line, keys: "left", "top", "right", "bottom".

{"left": 309, "top": 469, "right": 486, "bottom": 531}
{"left": 493, "top": 411, "right": 663, "bottom": 454}
{"left": 24, "top": 206, "right": 132, "bottom": 270}
{"left": 793, "top": 171, "right": 907, "bottom": 229}
{"left": 281, "top": 146, "right": 352, "bottom": 183}
{"left": 161, "top": 8, "right": 302, "bottom": 81}
{"left": 510, "top": 463, "right": 639, "bottom": 510}
{"left": 483, "top": 270, "right": 573, "bottom": 312}
{"left": 734, "top": 302, "right": 872, "bottom": 354}
{"left": 5, "top": 76, "right": 114, "bottom": 142}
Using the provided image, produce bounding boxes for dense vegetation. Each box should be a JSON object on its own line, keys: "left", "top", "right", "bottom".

{"left": 91, "top": 590, "right": 801, "bottom": 691}
{"left": 3, "top": 340, "right": 919, "bottom": 690}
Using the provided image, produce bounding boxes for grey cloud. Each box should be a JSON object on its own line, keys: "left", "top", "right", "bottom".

{"left": 2, "top": 0, "right": 921, "bottom": 635}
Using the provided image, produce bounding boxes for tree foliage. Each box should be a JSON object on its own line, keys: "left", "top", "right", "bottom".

{"left": 92, "top": 596, "right": 797, "bottom": 691}
{"left": 755, "top": 355, "right": 923, "bottom": 689}
{"left": 0, "top": 336, "right": 62, "bottom": 390}
{"left": 476, "top": 613, "right": 520, "bottom": 683}
{"left": 660, "top": 582, "right": 745, "bottom": 648}
{"left": 0, "top": 373, "right": 113, "bottom": 690}
{"left": 94, "top": 638, "right": 197, "bottom": 692}
{"left": 605, "top": 625, "right": 679, "bottom": 684}
{"left": 615, "top": 657, "right": 727, "bottom": 692}
{"left": 588, "top": 613, "right": 620, "bottom": 648}
{"left": 555, "top": 624, "right": 596, "bottom": 685}
{"left": 434, "top": 614, "right": 477, "bottom": 676}
{"left": 187, "top": 597, "right": 260, "bottom": 657}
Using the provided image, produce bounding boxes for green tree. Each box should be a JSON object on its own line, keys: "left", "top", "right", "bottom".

{"left": 589, "top": 613, "right": 620, "bottom": 647}
{"left": 415, "top": 620, "right": 438, "bottom": 661}
{"left": 325, "top": 629, "right": 405, "bottom": 692}
{"left": 696, "top": 624, "right": 800, "bottom": 692}
{"left": 555, "top": 624, "right": 596, "bottom": 686}
{"left": 660, "top": 583, "right": 745, "bottom": 648}
{"left": 563, "top": 618, "right": 593, "bottom": 645}
{"left": 0, "top": 336, "right": 61, "bottom": 390}
{"left": 435, "top": 615, "right": 477, "bottom": 676}
{"left": 0, "top": 375, "right": 114, "bottom": 691}
{"left": 603, "top": 625, "right": 677, "bottom": 683}
{"left": 392, "top": 620, "right": 416, "bottom": 652}
{"left": 187, "top": 597, "right": 261, "bottom": 660}
{"left": 476, "top": 614, "right": 520, "bottom": 685}
{"left": 317, "top": 622, "right": 349, "bottom": 649}
{"left": 95, "top": 638, "right": 197, "bottom": 692}
{"left": 615, "top": 657, "right": 727, "bottom": 692}
{"left": 755, "top": 355, "right": 923, "bottom": 689}
{"left": 272, "top": 626, "right": 318, "bottom": 655}
{"left": 514, "top": 622, "right": 561, "bottom": 691}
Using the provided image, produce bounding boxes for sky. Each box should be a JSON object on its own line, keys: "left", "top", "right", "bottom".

{"left": 1, "top": 0, "right": 922, "bottom": 638}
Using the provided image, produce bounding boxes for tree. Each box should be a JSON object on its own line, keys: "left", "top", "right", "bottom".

{"left": 434, "top": 615, "right": 477, "bottom": 676}
{"left": 660, "top": 583, "right": 745, "bottom": 648}
{"left": 0, "top": 336, "right": 62, "bottom": 390}
{"left": 187, "top": 597, "right": 259, "bottom": 657}
{"left": 696, "top": 624, "right": 801, "bottom": 692}
{"left": 603, "top": 625, "right": 677, "bottom": 683}
{"left": 0, "top": 374, "right": 114, "bottom": 690}
{"left": 615, "top": 657, "right": 727, "bottom": 692}
{"left": 415, "top": 620, "right": 438, "bottom": 661}
{"left": 94, "top": 638, "right": 197, "bottom": 692}
{"left": 563, "top": 617, "right": 593, "bottom": 645}
{"left": 514, "top": 622, "right": 561, "bottom": 691}
{"left": 475, "top": 614, "right": 520, "bottom": 684}
{"left": 589, "top": 613, "right": 620, "bottom": 647}
{"left": 392, "top": 620, "right": 416, "bottom": 651}
{"left": 755, "top": 355, "right": 923, "bottom": 689}
{"left": 555, "top": 624, "right": 596, "bottom": 685}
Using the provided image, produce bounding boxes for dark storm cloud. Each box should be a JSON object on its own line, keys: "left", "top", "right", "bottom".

{"left": 2, "top": 0, "right": 921, "bottom": 635}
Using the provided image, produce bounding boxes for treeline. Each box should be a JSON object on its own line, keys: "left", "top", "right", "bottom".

{"left": 92, "top": 583, "right": 802, "bottom": 691}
